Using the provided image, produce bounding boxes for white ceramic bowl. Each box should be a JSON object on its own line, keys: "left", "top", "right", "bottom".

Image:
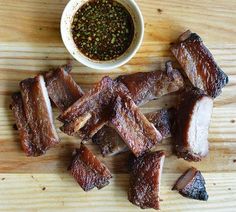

{"left": 61, "top": 0, "right": 144, "bottom": 70}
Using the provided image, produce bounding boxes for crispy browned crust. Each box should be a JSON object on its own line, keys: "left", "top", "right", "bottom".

{"left": 146, "top": 108, "right": 176, "bottom": 139}
{"left": 116, "top": 61, "right": 184, "bottom": 106}
{"left": 172, "top": 167, "right": 208, "bottom": 201}
{"left": 128, "top": 151, "right": 165, "bottom": 210}
{"left": 44, "top": 66, "right": 83, "bottom": 111}
{"left": 69, "top": 144, "right": 112, "bottom": 191}
{"left": 171, "top": 30, "right": 229, "bottom": 98}
{"left": 175, "top": 88, "right": 211, "bottom": 162}
{"left": 10, "top": 76, "right": 59, "bottom": 156}
{"left": 10, "top": 93, "right": 34, "bottom": 156}
{"left": 111, "top": 91, "right": 162, "bottom": 157}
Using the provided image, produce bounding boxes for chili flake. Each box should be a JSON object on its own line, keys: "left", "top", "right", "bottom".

{"left": 71, "top": 0, "right": 134, "bottom": 61}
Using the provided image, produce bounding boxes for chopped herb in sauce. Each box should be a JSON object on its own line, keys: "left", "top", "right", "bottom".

{"left": 71, "top": 0, "right": 134, "bottom": 61}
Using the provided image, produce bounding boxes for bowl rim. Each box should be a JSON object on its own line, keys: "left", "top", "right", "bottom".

{"left": 60, "top": 0, "right": 144, "bottom": 71}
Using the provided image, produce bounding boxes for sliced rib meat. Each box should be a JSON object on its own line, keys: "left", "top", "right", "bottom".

{"left": 128, "top": 151, "right": 165, "bottom": 210}
{"left": 93, "top": 108, "right": 175, "bottom": 157}
{"left": 44, "top": 65, "right": 83, "bottom": 111}
{"left": 172, "top": 167, "right": 208, "bottom": 201}
{"left": 110, "top": 92, "right": 162, "bottom": 157}
{"left": 10, "top": 76, "right": 59, "bottom": 156}
{"left": 116, "top": 61, "right": 184, "bottom": 106}
{"left": 69, "top": 144, "right": 112, "bottom": 191}
{"left": 171, "top": 30, "right": 229, "bottom": 98}
{"left": 175, "top": 88, "right": 213, "bottom": 161}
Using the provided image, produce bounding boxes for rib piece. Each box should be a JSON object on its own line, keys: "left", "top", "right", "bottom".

{"left": 11, "top": 76, "right": 59, "bottom": 156}
{"left": 69, "top": 144, "right": 112, "bottom": 191}
{"left": 116, "top": 61, "right": 184, "bottom": 106}
{"left": 93, "top": 108, "right": 175, "bottom": 157}
{"left": 128, "top": 151, "right": 165, "bottom": 210}
{"left": 58, "top": 77, "right": 130, "bottom": 138}
{"left": 175, "top": 88, "right": 213, "bottom": 161}
{"left": 44, "top": 65, "right": 83, "bottom": 111}
{"left": 110, "top": 91, "right": 162, "bottom": 157}
{"left": 10, "top": 93, "right": 34, "bottom": 156}
{"left": 172, "top": 167, "right": 208, "bottom": 201}
{"left": 171, "top": 30, "right": 229, "bottom": 98}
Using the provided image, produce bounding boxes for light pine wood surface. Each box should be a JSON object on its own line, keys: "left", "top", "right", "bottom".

{"left": 0, "top": 0, "right": 236, "bottom": 211}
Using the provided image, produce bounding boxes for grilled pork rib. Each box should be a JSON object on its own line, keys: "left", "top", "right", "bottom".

{"left": 58, "top": 76, "right": 118, "bottom": 137}
{"left": 171, "top": 30, "right": 228, "bottom": 98}
{"left": 93, "top": 108, "right": 175, "bottom": 157}
{"left": 111, "top": 93, "right": 162, "bottom": 157}
{"left": 44, "top": 65, "right": 83, "bottom": 111}
{"left": 69, "top": 144, "right": 112, "bottom": 191}
{"left": 117, "top": 61, "right": 184, "bottom": 106}
{"left": 10, "top": 76, "right": 59, "bottom": 156}
{"left": 173, "top": 167, "right": 208, "bottom": 201}
{"left": 175, "top": 88, "right": 213, "bottom": 161}
{"left": 128, "top": 151, "right": 165, "bottom": 210}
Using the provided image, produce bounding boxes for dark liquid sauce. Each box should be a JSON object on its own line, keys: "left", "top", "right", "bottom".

{"left": 71, "top": 0, "right": 134, "bottom": 61}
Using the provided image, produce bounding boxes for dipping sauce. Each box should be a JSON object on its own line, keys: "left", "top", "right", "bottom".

{"left": 71, "top": 0, "right": 134, "bottom": 61}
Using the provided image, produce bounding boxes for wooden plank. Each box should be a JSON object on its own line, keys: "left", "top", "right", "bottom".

{"left": 0, "top": 0, "right": 236, "bottom": 210}
{"left": 0, "top": 0, "right": 236, "bottom": 43}
{"left": 0, "top": 173, "right": 235, "bottom": 211}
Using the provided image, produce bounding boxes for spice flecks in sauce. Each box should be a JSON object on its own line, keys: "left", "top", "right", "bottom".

{"left": 71, "top": 0, "right": 134, "bottom": 61}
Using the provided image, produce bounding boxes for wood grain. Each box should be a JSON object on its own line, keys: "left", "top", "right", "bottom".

{"left": 0, "top": 173, "right": 235, "bottom": 212}
{"left": 0, "top": 0, "right": 236, "bottom": 211}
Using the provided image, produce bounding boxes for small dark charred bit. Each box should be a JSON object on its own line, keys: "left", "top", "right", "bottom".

{"left": 12, "top": 124, "right": 18, "bottom": 130}
{"left": 116, "top": 61, "right": 184, "bottom": 106}
{"left": 93, "top": 108, "right": 175, "bottom": 157}
{"left": 69, "top": 144, "right": 112, "bottom": 192}
{"left": 10, "top": 76, "right": 59, "bottom": 157}
{"left": 110, "top": 91, "right": 162, "bottom": 157}
{"left": 44, "top": 65, "right": 83, "bottom": 111}
{"left": 175, "top": 88, "right": 213, "bottom": 162}
{"left": 128, "top": 151, "right": 165, "bottom": 210}
{"left": 171, "top": 30, "right": 229, "bottom": 98}
{"left": 157, "top": 8, "right": 163, "bottom": 14}
{"left": 172, "top": 167, "right": 208, "bottom": 201}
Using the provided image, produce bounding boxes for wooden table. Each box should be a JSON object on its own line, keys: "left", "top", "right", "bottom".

{"left": 0, "top": 0, "right": 236, "bottom": 211}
